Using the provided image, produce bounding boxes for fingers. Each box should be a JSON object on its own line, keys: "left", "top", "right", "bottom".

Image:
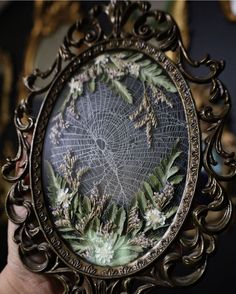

{"left": 7, "top": 136, "right": 30, "bottom": 271}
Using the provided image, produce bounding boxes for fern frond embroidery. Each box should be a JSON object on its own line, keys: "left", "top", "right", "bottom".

{"left": 46, "top": 139, "right": 184, "bottom": 267}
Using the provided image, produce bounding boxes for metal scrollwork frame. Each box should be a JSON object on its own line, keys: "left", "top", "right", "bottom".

{"left": 2, "top": 1, "right": 236, "bottom": 293}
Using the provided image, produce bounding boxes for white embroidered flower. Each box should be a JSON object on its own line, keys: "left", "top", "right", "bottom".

{"left": 145, "top": 208, "right": 166, "bottom": 230}
{"left": 94, "top": 239, "right": 114, "bottom": 265}
{"left": 69, "top": 78, "right": 82, "bottom": 95}
{"left": 81, "top": 231, "right": 115, "bottom": 265}
{"left": 129, "top": 63, "right": 140, "bottom": 77}
{"left": 76, "top": 229, "right": 142, "bottom": 266}
{"left": 95, "top": 55, "right": 109, "bottom": 66}
{"left": 57, "top": 187, "right": 70, "bottom": 205}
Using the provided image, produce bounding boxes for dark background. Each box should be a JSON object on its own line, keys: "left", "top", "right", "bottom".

{"left": 0, "top": 1, "right": 236, "bottom": 293}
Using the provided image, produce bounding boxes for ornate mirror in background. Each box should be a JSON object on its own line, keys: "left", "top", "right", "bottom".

{"left": 220, "top": 0, "right": 236, "bottom": 21}
{"left": 18, "top": 0, "right": 81, "bottom": 111}
{"left": 2, "top": 1, "right": 235, "bottom": 292}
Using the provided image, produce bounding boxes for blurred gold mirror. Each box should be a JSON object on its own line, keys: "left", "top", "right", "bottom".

{"left": 220, "top": 0, "right": 236, "bottom": 21}
{"left": 19, "top": 0, "right": 81, "bottom": 104}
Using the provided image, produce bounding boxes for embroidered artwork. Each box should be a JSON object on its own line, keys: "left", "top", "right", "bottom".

{"left": 42, "top": 50, "right": 188, "bottom": 267}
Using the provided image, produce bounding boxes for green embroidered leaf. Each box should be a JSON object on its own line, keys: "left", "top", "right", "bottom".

{"left": 168, "top": 166, "right": 180, "bottom": 178}
{"left": 69, "top": 199, "right": 76, "bottom": 218}
{"left": 118, "top": 245, "right": 143, "bottom": 253}
{"left": 126, "top": 53, "right": 143, "bottom": 62}
{"left": 58, "top": 227, "right": 75, "bottom": 233}
{"left": 143, "top": 181, "right": 155, "bottom": 205}
{"left": 96, "top": 64, "right": 103, "bottom": 75}
{"left": 72, "top": 194, "right": 79, "bottom": 214}
{"left": 149, "top": 174, "right": 161, "bottom": 191}
{"left": 137, "top": 191, "right": 147, "bottom": 213}
{"left": 106, "top": 61, "right": 118, "bottom": 70}
{"left": 113, "top": 235, "right": 126, "bottom": 249}
{"left": 72, "top": 242, "right": 90, "bottom": 252}
{"left": 114, "top": 207, "right": 126, "bottom": 235}
{"left": 73, "top": 194, "right": 83, "bottom": 215}
{"left": 154, "top": 165, "right": 165, "bottom": 187}
{"left": 151, "top": 139, "right": 184, "bottom": 188}
{"left": 45, "top": 161, "right": 61, "bottom": 191}
{"left": 83, "top": 196, "right": 92, "bottom": 214}
{"left": 69, "top": 205, "right": 74, "bottom": 220}
{"left": 45, "top": 161, "right": 69, "bottom": 207}
{"left": 90, "top": 216, "right": 100, "bottom": 231}
{"left": 107, "top": 203, "right": 118, "bottom": 223}
{"left": 88, "top": 78, "right": 96, "bottom": 93}
{"left": 166, "top": 151, "right": 182, "bottom": 172}
{"left": 138, "top": 61, "right": 177, "bottom": 93}
{"left": 110, "top": 56, "right": 124, "bottom": 70}
{"left": 111, "top": 253, "right": 140, "bottom": 267}
{"left": 120, "top": 51, "right": 133, "bottom": 58}
{"left": 75, "top": 211, "right": 83, "bottom": 222}
{"left": 169, "top": 174, "right": 184, "bottom": 185}
{"left": 100, "top": 72, "right": 109, "bottom": 83}
{"left": 165, "top": 206, "right": 178, "bottom": 219}
{"left": 155, "top": 75, "right": 177, "bottom": 93}
{"left": 139, "top": 69, "right": 147, "bottom": 83}
{"left": 138, "top": 59, "right": 151, "bottom": 67}
{"left": 62, "top": 234, "right": 80, "bottom": 241}
{"left": 144, "top": 64, "right": 159, "bottom": 73}
{"left": 111, "top": 80, "right": 133, "bottom": 104}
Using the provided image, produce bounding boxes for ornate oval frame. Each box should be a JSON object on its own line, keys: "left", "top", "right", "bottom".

{"left": 31, "top": 42, "right": 200, "bottom": 278}
{"left": 2, "top": 1, "right": 236, "bottom": 292}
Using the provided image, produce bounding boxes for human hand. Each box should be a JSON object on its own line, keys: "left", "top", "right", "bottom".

{"left": 0, "top": 221, "right": 62, "bottom": 294}
{"left": 0, "top": 138, "right": 63, "bottom": 294}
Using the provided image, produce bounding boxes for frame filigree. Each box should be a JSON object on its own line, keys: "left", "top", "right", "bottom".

{"left": 2, "top": 1, "right": 236, "bottom": 293}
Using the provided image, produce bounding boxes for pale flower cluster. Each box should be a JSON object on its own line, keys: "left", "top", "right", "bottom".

{"left": 69, "top": 78, "right": 83, "bottom": 96}
{"left": 82, "top": 231, "right": 115, "bottom": 265}
{"left": 95, "top": 55, "right": 109, "bottom": 66}
{"left": 145, "top": 208, "right": 166, "bottom": 230}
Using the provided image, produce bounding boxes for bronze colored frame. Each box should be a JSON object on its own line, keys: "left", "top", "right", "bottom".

{"left": 2, "top": 1, "right": 236, "bottom": 292}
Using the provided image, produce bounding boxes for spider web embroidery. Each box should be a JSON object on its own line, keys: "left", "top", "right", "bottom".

{"left": 44, "top": 76, "right": 188, "bottom": 208}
